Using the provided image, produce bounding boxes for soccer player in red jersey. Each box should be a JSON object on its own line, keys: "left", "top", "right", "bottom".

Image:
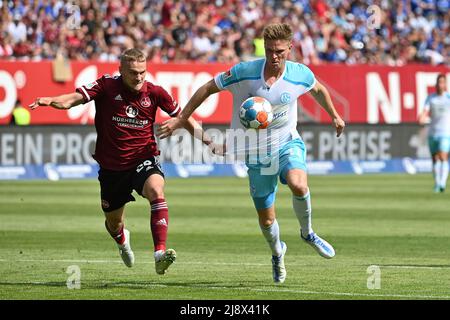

{"left": 29, "top": 48, "right": 215, "bottom": 275}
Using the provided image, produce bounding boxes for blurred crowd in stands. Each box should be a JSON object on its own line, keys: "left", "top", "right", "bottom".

{"left": 0, "top": 0, "right": 449, "bottom": 65}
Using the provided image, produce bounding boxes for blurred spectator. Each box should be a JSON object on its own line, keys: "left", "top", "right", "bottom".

{"left": 0, "top": 0, "right": 447, "bottom": 65}
{"left": 7, "top": 14, "right": 27, "bottom": 43}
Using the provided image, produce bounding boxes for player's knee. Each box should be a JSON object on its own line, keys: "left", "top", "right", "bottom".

{"left": 105, "top": 217, "right": 123, "bottom": 232}
{"left": 289, "top": 183, "right": 309, "bottom": 197}
{"left": 259, "top": 217, "right": 275, "bottom": 228}
{"left": 144, "top": 186, "right": 165, "bottom": 201}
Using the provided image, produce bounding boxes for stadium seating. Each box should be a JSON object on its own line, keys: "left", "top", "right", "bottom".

{"left": 0, "top": 0, "right": 448, "bottom": 65}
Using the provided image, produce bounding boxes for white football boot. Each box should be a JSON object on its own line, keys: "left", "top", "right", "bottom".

{"left": 301, "top": 232, "right": 335, "bottom": 259}
{"left": 272, "top": 241, "right": 287, "bottom": 284}
{"left": 154, "top": 248, "right": 177, "bottom": 275}
{"left": 117, "top": 229, "right": 135, "bottom": 267}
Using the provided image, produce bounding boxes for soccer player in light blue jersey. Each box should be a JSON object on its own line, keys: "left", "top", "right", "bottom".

{"left": 419, "top": 74, "right": 450, "bottom": 193}
{"left": 159, "top": 23, "right": 345, "bottom": 283}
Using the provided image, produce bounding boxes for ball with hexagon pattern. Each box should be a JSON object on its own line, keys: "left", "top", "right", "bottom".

{"left": 239, "top": 96, "right": 273, "bottom": 129}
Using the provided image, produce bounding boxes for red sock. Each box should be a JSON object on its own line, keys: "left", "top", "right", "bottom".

{"left": 150, "top": 198, "right": 168, "bottom": 252}
{"left": 105, "top": 221, "right": 125, "bottom": 245}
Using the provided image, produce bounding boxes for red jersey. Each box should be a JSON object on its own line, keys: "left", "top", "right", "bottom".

{"left": 76, "top": 74, "right": 180, "bottom": 170}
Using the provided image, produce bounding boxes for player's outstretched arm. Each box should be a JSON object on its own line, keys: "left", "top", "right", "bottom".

{"left": 183, "top": 117, "right": 226, "bottom": 156}
{"left": 309, "top": 81, "right": 345, "bottom": 137}
{"left": 158, "top": 79, "right": 220, "bottom": 139}
{"left": 29, "top": 92, "right": 85, "bottom": 110}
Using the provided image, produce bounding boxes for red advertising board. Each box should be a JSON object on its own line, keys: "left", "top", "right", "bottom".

{"left": 0, "top": 61, "right": 448, "bottom": 125}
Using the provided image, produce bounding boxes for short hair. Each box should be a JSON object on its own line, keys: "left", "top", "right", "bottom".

{"left": 120, "top": 48, "right": 146, "bottom": 65}
{"left": 263, "top": 23, "right": 293, "bottom": 42}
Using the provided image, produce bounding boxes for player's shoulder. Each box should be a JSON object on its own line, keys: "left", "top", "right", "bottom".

{"left": 95, "top": 73, "right": 121, "bottom": 88}
{"left": 426, "top": 93, "right": 437, "bottom": 101}
{"left": 101, "top": 73, "right": 121, "bottom": 82}
{"left": 233, "top": 58, "right": 264, "bottom": 79}
{"left": 283, "top": 61, "right": 315, "bottom": 87}
{"left": 218, "top": 59, "right": 264, "bottom": 88}
{"left": 145, "top": 81, "right": 168, "bottom": 94}
{"left": 82, "top": 74, "right": 120, "bottom": 92}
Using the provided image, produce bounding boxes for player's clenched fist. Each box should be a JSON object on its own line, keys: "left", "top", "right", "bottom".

{"left": 333, "top": 117, "right": 345, "bottom": 137}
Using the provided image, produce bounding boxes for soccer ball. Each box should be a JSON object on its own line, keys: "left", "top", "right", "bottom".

{"left": 239, "top": 96, "right": 273, "bottom": 129}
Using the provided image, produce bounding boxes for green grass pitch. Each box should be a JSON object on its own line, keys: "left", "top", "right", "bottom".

{"left": 1, "top": 174, "right": 449, "bottom": 300}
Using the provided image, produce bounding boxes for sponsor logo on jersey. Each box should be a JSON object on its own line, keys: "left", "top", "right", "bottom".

{"left": 104, "top": 74, "right": 119, "bottom": 79}
{"left": 85, "top": 81, "right": 98, "bottom": 89}
{"left": 112, "top": 116, "right": 148, "bottom": 128}
{"left": 140, "top": 96, "right": 151, "bottom": 107}
{"left": 223, "top": 69, "right": 232, "bottom": 80}
{"left": 273, "top": 110, "right": 288, "bottom": 120}
{"left": 125, "top": 105, "right": 138, "bottom": 118}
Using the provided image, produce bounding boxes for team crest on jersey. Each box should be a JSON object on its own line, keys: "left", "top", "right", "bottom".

{"left": 85, "top": 81, "right": 98, "bottom": 89}
{"left": 280, "top": 92, "right": 291, "bottom": 104}
{"left": 126, "top": 105, "right": 139, "bottom": 118}
{"left": 140, "top": 96, "right": 151, "bottom": 107}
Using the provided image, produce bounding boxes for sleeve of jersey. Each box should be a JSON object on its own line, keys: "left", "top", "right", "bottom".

{"left": 300, "top": 64, "right": 317, "bottom": 93}
{"left": 214, "top": 64, "right": 241, "bottom": 91}
{"left": 157, "top": 86, "right": 180, "bottom": 117}
{"left": 423, "top": 96, "right": 431, "bottom": 111}
{"left": 75, "top": 76, "right": 105, "bottom": 102}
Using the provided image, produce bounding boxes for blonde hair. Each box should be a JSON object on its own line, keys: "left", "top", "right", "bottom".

{"left": 120, "top": 48, "right": 146, "bottom": 65}
{"left": 263, "top": 23, "right": 293, "bottom": 42}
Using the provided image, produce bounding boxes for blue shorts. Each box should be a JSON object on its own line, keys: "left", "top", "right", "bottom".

{"left": 247, "top": 139, "right": 307, "bottom": 210}
{"left": 428, "top": 136, "right": 450, "bottom": 154}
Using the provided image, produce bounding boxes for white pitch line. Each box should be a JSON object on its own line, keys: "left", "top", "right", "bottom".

{"left": 1, "top": 259, "right": 450, "bottom": 270}
{"left": 382, "top": 265, "right": 450, "bottom": 270}
{"left": 108, "top": 282, "right": 450, "bottom": 300}
{"left": 1, "top": 259, "right": 449, "bottom": 299}
{"left": 1, "top": 280, "right": 449, "bottom": 300}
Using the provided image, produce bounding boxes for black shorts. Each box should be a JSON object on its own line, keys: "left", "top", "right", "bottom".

{"left": 98, "top": 156, "right": 164, "bottom": 212}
